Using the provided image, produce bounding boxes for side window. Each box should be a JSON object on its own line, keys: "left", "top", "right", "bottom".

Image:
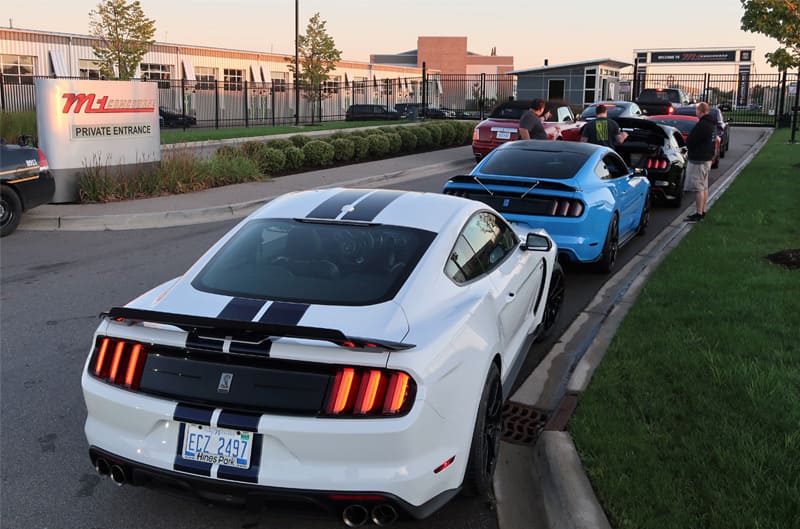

{"left": 446, "top": 212, "right": 519, "bottom": 284}
{"left": 602, "top": 154, "right": 628, "bottom": 178}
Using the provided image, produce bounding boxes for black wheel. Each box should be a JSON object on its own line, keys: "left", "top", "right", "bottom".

{"left": 535, "top": 262, "right": 565, "bottom": 343}
{"left": 595, "top": 215, "right": 619, "bottom": 274}
{"left": 461, "top": 364, "right": 502, "bottom": 497}
{"left": 636, "top": 194, "right": 650, "bottom": 236}
{"left": 1, "top": 185, "right": 23, "bottom": 238}
{"left": 667, "top": 169, "right": 685, "bottom": 208}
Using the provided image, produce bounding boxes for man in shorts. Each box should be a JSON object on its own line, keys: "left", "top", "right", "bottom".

{"left": 684, "top": 102, "right": 717, "bottom": 222}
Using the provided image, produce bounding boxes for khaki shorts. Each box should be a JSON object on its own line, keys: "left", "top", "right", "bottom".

{"left": 685, "top": 161, "right": 711, "bottom": 192}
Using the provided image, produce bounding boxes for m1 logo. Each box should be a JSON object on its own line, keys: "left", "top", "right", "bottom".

{"left": 61, "top": 93, "right": 156, "bottom": 114}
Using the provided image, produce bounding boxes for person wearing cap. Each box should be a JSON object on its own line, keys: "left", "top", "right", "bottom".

{"left": 518, "top": 99, "right": 550, "bottom": 140}
{"left": 580, "top": 104, "right": 627, "bottom": 147}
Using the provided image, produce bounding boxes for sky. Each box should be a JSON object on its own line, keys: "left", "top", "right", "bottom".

{"left": 5, "top": 0, "right": 784, "bottom": 74}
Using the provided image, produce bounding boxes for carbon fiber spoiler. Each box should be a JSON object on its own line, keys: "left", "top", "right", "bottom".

{"left": 447, "top": 175, "right": 579, "bottom": 193}
{"left": 103, "top": 307, "right": 415, "bottom": 352}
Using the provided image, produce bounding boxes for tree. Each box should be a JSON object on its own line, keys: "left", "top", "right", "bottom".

{"left": 286, "top": 13, "right": 342, "bottom": 123}
{"left": 89, "top": 0, "right": 156, "bottom": 80}
{"left": 741, "top": 0, "right": 800, "bottom": 70}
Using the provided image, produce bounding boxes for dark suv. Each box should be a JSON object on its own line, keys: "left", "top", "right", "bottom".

{"left": 345, "top": 104, "right": 401, "bottom": 121}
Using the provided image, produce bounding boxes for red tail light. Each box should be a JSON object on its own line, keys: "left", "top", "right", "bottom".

{"left": 90, "top": 337, "right": 147, "bottom": 390}
{"left": 548, "top": 198, "right": 584, "bottom": 217}
{"left": 646, "top": 158, "right": 669, "bottom": 170}
{"left": 325, "top": 367, "right": 415, "bottom": 417}
{"left": 472, "top": 128, "right": 480, "bottom": 141}
{"left": 668, "top": 107, "right": 674, "bottom": 114}
{"left": 37, "top": 149, "right": 49, "bottom": 171}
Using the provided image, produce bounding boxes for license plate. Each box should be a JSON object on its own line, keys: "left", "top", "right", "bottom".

{"left": 496, "top": 131, "right": 511, "bottom": 140}
{"left": 182, "top": 424, "right": 253, "bottom": 469}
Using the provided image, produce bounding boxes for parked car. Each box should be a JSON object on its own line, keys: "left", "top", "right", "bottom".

{"left": 560, "top": 101, "right": 646, "bottom": 141}
{"left": 81, "top": 188, "right": 564, "bottom": 523}
{"left": 635, "top": 87, "right": 692, "bottom": 115}
{"left": 159, "top": 106, "right": 197, "bottom": 128}
{"left": 394, "top": 103, "right": 457, "bottom": 119}
{"left": 1, "top": 140, "right": 55, "bottom": 237}
{"left": 345, "top": 104, "right": 401, "bottom": 121}
{"left": 648, "top": 114, "right": 721, "bottom": 169}
{"left": 718, "top": 102, "right": 732, "bottom": 112}
{"left": 471, "top": 100, "right": 582, "bottom": 162}
{"left": 673, "top": 105, "right": 730, "bottom": 160}
{"left": 444, "top": 140, "right": 650, "bottom": 273}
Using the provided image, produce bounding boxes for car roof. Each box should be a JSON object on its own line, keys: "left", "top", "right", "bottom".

{"left": 649, "top": 114, "right": 697, "bottom": 121}
{"left": 499, "top": 139, "right": 607, "bottom": 156}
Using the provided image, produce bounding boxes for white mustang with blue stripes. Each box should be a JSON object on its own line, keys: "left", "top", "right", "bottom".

{"left": 81, "top": 187, "right": 563, "bottom": 523}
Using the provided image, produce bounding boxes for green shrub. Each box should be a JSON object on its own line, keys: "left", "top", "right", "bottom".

{"left": 385, "top": 132, "right": 402, "bottom": 154}
{"left": 412, "top": 126, "right": 433, "bottom": 149}
{"left": 331, "top": 138, "right": 355, "bottom": 162}
{"left": 302, "top": 140, "right": 335, "bottom": 167}
{"left": 459, "top": 121, "right": 476, "bottom": 144}
{"left": 240, "top": 140, "right": 266, "bottom": 159}
{"left": 260, "top": 148, "right": 286, "bottom": 174}
{"left": 204, "top": 153, "right": 262, "bottom": 186}
{"left": 284, "top": 146, "right": 305, "bottom": 170}
{"left": 398, "top": 128, "right": 418, "bottom": 151}
{"left": 290, "top": 134, "right": 311, "bottom": 147}
{"left": 425, "top": 124, "right": 442, "bottom": 146}
{"left": 215, "top": 144, "right": 239, "bottom": 158}
{"left": 367, "top": 134, "right": 391, "bottom": 158}
{"left": 351, "top": 135, "right": 370, "bottom": 160}
{"left": 0, "top": 111, "right": 37, "bottom": 145}
{"left": 436, "top": 122, "right": 457, "bottom": 146}
{"left": 267, "top": 138, "right": 294, "bottom": 150}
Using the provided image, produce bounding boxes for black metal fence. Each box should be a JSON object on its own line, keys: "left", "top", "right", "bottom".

{"left": 0, "top": 72, "right": 516, "bottom": 128}
{"left": 621, "top": 70, "right": 799, "bottom": 127}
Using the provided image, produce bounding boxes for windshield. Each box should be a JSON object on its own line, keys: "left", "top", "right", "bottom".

{"left": 580, "top": 104, "right": 628, "bottom": 119}
{"left": 193, "top": 219, "right": 436, "bottom": 306}
{"left": 479, "top": 148, "right": 588, "bottom": 179}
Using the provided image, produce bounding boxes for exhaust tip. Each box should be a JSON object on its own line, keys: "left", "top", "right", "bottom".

{"left": 371, "top": 503, "right": 398, "bottom": 526}
{"left": 110, "top": 464, "right": 126, "bottom": 486}
{"left": 95, "top": 458, "right": 111, "bottom": 477}
{"left": 341, "top": 504, "right": 369, "bottom": 527}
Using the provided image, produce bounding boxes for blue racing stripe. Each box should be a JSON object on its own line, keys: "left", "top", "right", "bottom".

{"left": 217, "top": 410, "right": 261, "bottom": 432}
{"left": 306, "top": 189, "right": 369, "bottom": 219}
{"left": 340, "top": 189, "right": 403, "bottom": 221}
{"left": 174, "top": 403, "right": 214, "bottom": 425}
{"left": 174, "top": 423, "right": 212, "bottom": 477}
{"left": 217, "top": 434, "right": 263, "bottom": 484}
{"left": 258, "top": 302, "right": 309, "bottom": 326}
{"left": 218, "top": 297, "right": 265, "bottom": 321}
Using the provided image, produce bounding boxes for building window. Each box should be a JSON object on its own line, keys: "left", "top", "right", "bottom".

{"left": 271, "top": 71, "right": 287, "bottom": 92}
{"left": 354, "top": 76, "right": 367, "bottom": 95}
{"left": 1, "top": 55, "right": 35, "bottom": 84}
{"left": 195, "top": 66, "right": 216, "bottom": 91}
{"left": 584, "top": 67, "right": 597, "bottom": 105}
{"left": 141, "top": 63, "right": 172, "bottom": 89}
{"left": 323, "top": 76, "right": 340, "bottom": 94}
{"left": 224, "top": 68, "right": 244, "bottom": 91}
{"left": 79, "top": 59, "right": 103, "bottom": 80}
{"left": 381, "top": 79, "right": 393, "bottom": 96}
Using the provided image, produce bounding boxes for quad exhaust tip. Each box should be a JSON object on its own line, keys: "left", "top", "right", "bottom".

{"left": 342, "top": 504, "right": 369, "bottom": 527}
{"left": 95, "top": 458, "right": 111, "bottom": 477}
{"left": 371, "top": 503, "right": 398, "bottom": 526}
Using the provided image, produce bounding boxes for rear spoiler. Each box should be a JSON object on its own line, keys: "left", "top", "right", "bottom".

{"left": 103, "top": 307, "right": 415, "bottom": 352}
{"left": 447, "top": 174, "right": 579, "bottom": 193}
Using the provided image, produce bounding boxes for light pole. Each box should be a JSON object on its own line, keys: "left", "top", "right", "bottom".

{"left": 294, "top": 0, "right": 300, "bottom": 126}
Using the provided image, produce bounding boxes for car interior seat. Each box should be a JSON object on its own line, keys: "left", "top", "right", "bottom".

{"left": 275, "top": 226, "right": 340, "bottom": 279}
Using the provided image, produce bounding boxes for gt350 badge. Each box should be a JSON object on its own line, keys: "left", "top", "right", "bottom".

{"left": 217, "top": 373, "right": 233, "bottom": 393}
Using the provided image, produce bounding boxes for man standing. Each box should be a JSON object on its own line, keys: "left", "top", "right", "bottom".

{"left": 684, "top": 102, "right": 717, "bottom": 222}
{"left": 580, "top": 104, "right": 627, "bottom": 147}
{"left": 518, "top": 99, "right": 549, "bottom": 140}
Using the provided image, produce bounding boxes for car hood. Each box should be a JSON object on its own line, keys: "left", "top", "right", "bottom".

{"left": 122, "top": 275, "right": 411, "bottom": 343}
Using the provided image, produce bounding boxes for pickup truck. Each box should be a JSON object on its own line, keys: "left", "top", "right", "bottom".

{"left": 471, "top": 100, "right": 582, "bottom": 161}
{"left": 635, "top": 88, "right": 692, "bottom": 116}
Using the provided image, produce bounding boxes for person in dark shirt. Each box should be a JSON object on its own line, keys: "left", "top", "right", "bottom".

{"left": 684, "top": 102, "right": 717, "bottom": 222}
{"left": 518, "top": 99, "right": 550, "bottom": 140}
{"left": 580, "top": 104, "right": 628, "bottom": 147}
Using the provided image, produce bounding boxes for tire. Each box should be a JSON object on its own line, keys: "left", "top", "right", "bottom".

{"left": 1, "top": 185, "right": 23, "bottom": 238}
{"left": 667, "top": 169, "right": 685, "bottom": 208}
{"left": 535, "top": 262, "right": 565, "bottom": 343}
{"left": 461, "top": 363, "right": 502, "bottom": 497}
{"left": 595, "top": 214, "right": 619, "bottom": 274}
{"left": 636, "top": 194, "right": 650, "bottom": 236}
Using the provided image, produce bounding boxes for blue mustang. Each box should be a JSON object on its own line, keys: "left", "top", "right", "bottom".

{"left": 443, "top": 140, "right": 650, "bottom": 273}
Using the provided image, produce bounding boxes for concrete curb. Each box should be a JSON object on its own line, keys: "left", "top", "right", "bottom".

{"left": 525, "top": 128, "right": 774, "bottom": 529}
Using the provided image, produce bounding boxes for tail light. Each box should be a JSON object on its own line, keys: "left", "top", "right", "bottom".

{"left": 37, "top": 149, "right": 49, "bottom": 171}
{"left": 89, "top": 337, "right": 147, "bottom": 390}
{"left": 325, "top": 367, "right": 415, "bottom": 417}
{"left": 646, "top": 158, "right": 669, "bottom": 170}
{"left": 548, "top": 198, "right": 584, "bottom": 217}
{"left": 668, "top": 106, "right": 675, "bottom": 114}
{"left": 472, "top": 128, "right": 479, "bottom": 141}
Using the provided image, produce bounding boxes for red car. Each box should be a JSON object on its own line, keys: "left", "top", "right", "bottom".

{"left": 648, "top": 115, "right": 720, "bottom": 168}
{"left": 471, "top": 101, "right": 582, "bottom": 162}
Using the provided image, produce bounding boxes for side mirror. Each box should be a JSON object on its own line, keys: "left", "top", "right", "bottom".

{"left": 524, "top": 233, "right": 553, "bottom": 251}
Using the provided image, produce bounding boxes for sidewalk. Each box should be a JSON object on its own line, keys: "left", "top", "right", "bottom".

{"left": 19, "top": 145, "right": 476, "bottom": 232}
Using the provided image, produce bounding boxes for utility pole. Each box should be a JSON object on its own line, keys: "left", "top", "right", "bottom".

{"left": 294, "top": 0, "right": 300, "bottom": 126}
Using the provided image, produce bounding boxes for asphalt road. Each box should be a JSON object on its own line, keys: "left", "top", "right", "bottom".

{"left": 0, "top": 128, "right": 764, "bottom": 529}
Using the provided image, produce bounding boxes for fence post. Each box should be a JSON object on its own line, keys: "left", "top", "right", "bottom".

{"left": 791, "top": 68, "right": 799, "bottom": 143}
{"left": 244, "top": 80, "right": 249, "bottom": 128}
{"left": 271, "top": 86, "right": 276, "bottom": 127}
{"left": 480, "top": 73, "right": 486, "bottom": 120}
{"left": 777, "top": 70, "right": 787, "bottom": 127}
{"left": 0, "top": 73, "right": 6, "bottom": 111}
{"left": 214, "top": 80, "right": 220, "bottom": 129}
{"left": 180, "top": 80, "right": 186, "bottom": 130}
{"left": 422, "top": 62, "right": 427, "bottom": 119}
{"left": 702, "top": 73, "right": 709, "bottom": 104}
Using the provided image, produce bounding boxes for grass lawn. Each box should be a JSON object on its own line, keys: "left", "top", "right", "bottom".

{"left": 159, "top": 120, "right": 415, "bottom": 144}
{"left": 569, "top": 128, "right": 800, "bottom": 529}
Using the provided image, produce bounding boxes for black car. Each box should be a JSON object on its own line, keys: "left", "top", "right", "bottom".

{"left": 579, "top": 101, "right": 645, "bottom": 120}
{"left": 673, "top": 105, "right": 730, "bottom": 159}
{"left": 613, "top": 117, "right": 688, "bottom": 207}
{"left": 158, "top": 106, "right": 197, "bottom": 128}
{"left": 1, "top": 140, "right": 55, "bottom": 237}
{"left": 344, "top": 104, "right": 401, "bottom": 121}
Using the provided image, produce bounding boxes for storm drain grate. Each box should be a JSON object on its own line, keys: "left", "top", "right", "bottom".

{"left": 502, "top": 401, "right": 548, "bottom": 446}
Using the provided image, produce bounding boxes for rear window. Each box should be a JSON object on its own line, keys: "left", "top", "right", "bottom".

{"left": 479, "top": 148, "right": 588, "bottom": 179}
{"left": 638, "top": 89, "right": 680, "bottom": 103}
{"left": 488, "top": 103, "right": 528, "bottom": 120}
{"left": 650, "top": 118, "right": 696, "bottom": 135}
{"left": 193, "top": 219, "right": 436, "bottom": 306}
{"left": 580, "top": 104, "right": 628, "bottom": 119}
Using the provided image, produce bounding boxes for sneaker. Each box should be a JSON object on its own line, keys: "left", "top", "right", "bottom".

{"left": 684, "top": 213, "right": 703, "bottom": 222}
